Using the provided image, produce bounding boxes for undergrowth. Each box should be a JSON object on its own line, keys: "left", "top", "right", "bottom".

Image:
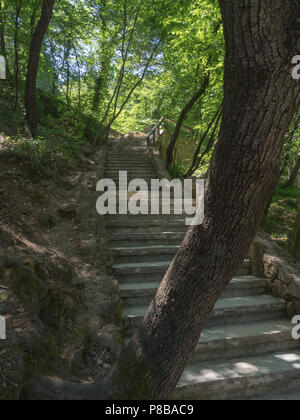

{"left": 0, "top": 82, "right": 99, "bottom": 177}
{"left": 262, "top": 183, "right": 299, "bottom": 240}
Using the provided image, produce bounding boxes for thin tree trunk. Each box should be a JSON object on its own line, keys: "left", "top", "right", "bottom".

{"left": 289, "top": 201, "right": 300, "bottom": 260}
{"left": 0, "top": 0, "right": 11, "bottom": 79}
{"left": 73, "top": 43, "right": 81, "bottom": 109}
{"left": 95, "top": 0, "right": 142, "bottom": 140}
{"left": 285, "top": 155, "right": 300, "bottom": 188}
{"left": 94, "top": 39, "right": 161, "bottom": 145}
{"left": 14, "top": 3, "right": 21, "bottom": 111}
{"left": 166, "top": 76, "right": 210, "bottom": 168}
{"left": 93, "top": 75, "right": 103, "bottom": 111}
{"left": 25, "top": 0, "right": 56, "bottom": 136}
{"left": 29, "top": 0, "right": 300, "bottom": 400}
{"left": 185, "top": 106, "right": 222, "bottom": 177}
{"left": 29, "top": 0, "right": 39, "bottom": 40}
{"left": 105, "top": 40, "right": 162, "bottom": 135}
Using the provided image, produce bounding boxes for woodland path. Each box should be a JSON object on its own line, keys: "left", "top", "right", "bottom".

{"left": 104, "top": 134, "right": 300, "bottom": 400}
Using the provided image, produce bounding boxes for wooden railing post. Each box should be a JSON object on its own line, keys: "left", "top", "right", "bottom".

{"left": 146, "top": 116, "right": 166, "bottom": 149}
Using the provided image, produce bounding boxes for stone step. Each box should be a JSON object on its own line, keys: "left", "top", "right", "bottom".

{"left": 104, "top": 171, "right": 157, "bottom": 175}
{"left": 102, "top": 180, "right": 157, "bottom": 183}
{"left": 113, "top": 260, "right": 251, "bottom": 277}
{"left": 108, "top": 220, "right": 186, "bottom": 228}
{"left": 104, "top": 182, "right": 160, "bottom": 187}
{"left": 106, "top": 163, "right": 153, "bottom": 167}
{"left": 249, "top": 387, "right": 300, "bottom": 400}
{"left": 115, "top": 264, "right": 251, "bottom": 283}
{"left": 120, "top": 276, "right": 267, "bottom": 305}
{"left": 191, "top": 318, "right": 298, "bottom": 363}
{"left": 112, "top": 244, "right": 181, "bottom": 264}
{"left": 107, "top": 155, "right": 151, "bottom": 159}
{"left": 109, "top": 231, "right": 186, "bottom": 247}
{"left": 109, "top": 226, "right": 187, "bottom": 236}
{"left": 105, "top": 171, "right": 157, "bottom": 175}
{"left": 123, "top": 295, "right": 286, "bottom": 330}
{"left": 173, "top": 350, "right": 300, "bottom": 400}
{"left": 106, "top": 213, "right": 195, "bottom": 220}
{"left": 106, "top": 159, "right": 153, "bottom": 164}
{"left": 105, "top": 164, "right": 155, "bottom": 169}
{"left": 112, "top": 244, "right": 181, "bottom": 255}
{"left": 104, "top": 201, "right": 195, "bottom": 209}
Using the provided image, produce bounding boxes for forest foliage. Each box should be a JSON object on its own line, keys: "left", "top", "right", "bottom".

{"left": 0, "top": 0, "right": 299, "bottom": 238}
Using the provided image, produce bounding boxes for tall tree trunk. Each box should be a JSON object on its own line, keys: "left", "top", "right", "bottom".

{"left": 92, "top": 75, "right": 103, "bottom": 111}
{"left": 185, "top": 106, "right": 222, "bottom": 177}
{"left": 25, "top": 0, "right": 56, "bottom": 136}
{"left": 65, "top": 40, "right": 71, "bottom": 110}
{"left": 0, "top": 0, "right": 11, "bottom": 79}
{"left": 284, "top": 155, "right": 300, "bottom": 188}
{"left": 29, "top": 0, "right": 39, "bottom": 40}
{"left": 13, "top": 3, "right": 21, "bottom": 111}
{"left": 166, "top": 76, "right": 210, "bottom": 168}
{"left": 30, "top": 0, "right": 300, "bottom": 400}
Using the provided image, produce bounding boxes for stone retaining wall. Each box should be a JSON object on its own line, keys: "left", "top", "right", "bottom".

{"left": 249, "top": 231, "right": 300, "bottom": 318}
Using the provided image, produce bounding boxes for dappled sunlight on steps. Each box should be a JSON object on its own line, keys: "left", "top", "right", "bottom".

{"left": 105, "top": 135, "right": 300, "bottom": 400}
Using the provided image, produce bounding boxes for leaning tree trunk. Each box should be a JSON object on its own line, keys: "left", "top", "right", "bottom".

{"left": 29, "top": 0, "right": 300, "bottom": 400}
{"left": 166, "top": 76, "right": 210, "bottom": 169}
{"left": 25, "top": 0, "right": 55, "bottom": 136}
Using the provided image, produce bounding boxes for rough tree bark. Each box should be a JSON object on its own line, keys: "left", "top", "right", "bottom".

{"left": 0, "top": 0, "right": 11, "bottom": 79}
{"left": 25, "top": 0, "right": 56, "bottom": 136}
{"left": 166, "top": 76, "right": 210, "bottom": 169}
{"left": 30, "top": 0, "right": 300, "bottom": 400}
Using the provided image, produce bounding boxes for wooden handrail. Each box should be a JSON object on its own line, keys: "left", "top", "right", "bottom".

{"left": 146, "top": 117, "right": 165, "bottom": 149}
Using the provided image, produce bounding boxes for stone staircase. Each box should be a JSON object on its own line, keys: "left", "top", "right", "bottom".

{"left": 104, "top": 135, "right": 300, "bottom": 400}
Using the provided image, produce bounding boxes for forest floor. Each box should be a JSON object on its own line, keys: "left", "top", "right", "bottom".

{"left": 0, "top": 143, "right": 117, "bottom": 399}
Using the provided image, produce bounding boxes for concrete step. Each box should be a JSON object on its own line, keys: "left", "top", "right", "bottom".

{"left": 249, "top": 387, "right": 300, "bottom": 400}
{"left": 105, "top": 171, "right": 158, "bottom": 176}
{"left": 107, "top": 156, "right": 151, "bottom": 160}
{"left": 106, "top": 205, "right": 197, "bottom": 213}
{"left": 191, "top": 318, "right": 298, "bottom": 363}
{"left": 115, "top": 265, "right": 251, "bottom": 283}
{"left": 106, "top": 213, "right": 195, "bottom": 220}
{"left": 120, "top": 276, "right": 267, "bottom": 305}
{"left": 109, "top": 231, "right": 186, "bottom": 247}
{"left": 109, "top": 226, "right": 188, "bottom": 236}
{"left": 174, "top": 350, "right": 300, "bottom": 400}
{"left": 105, "top": 178, "right": 158, "bottom": 183}
{"left": 106, "top": 163, "right": 153, "bottom": 167}
{"left": 104, "top": 182, "right": 160, "bottom": 187}
{"left": 113, "top": 260, "right": 251, "bottom": 278}
{"left": 105, "top": 164, "right": 155, "bottom": 169}
{"left": 112, "top": 244, "right": 181, "bottom": 264}
{"left": 123, "top": 295, "right": 286, "bottom": 330}
{"left": 107, "top": 219, "right": 186, "bottom": 228}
